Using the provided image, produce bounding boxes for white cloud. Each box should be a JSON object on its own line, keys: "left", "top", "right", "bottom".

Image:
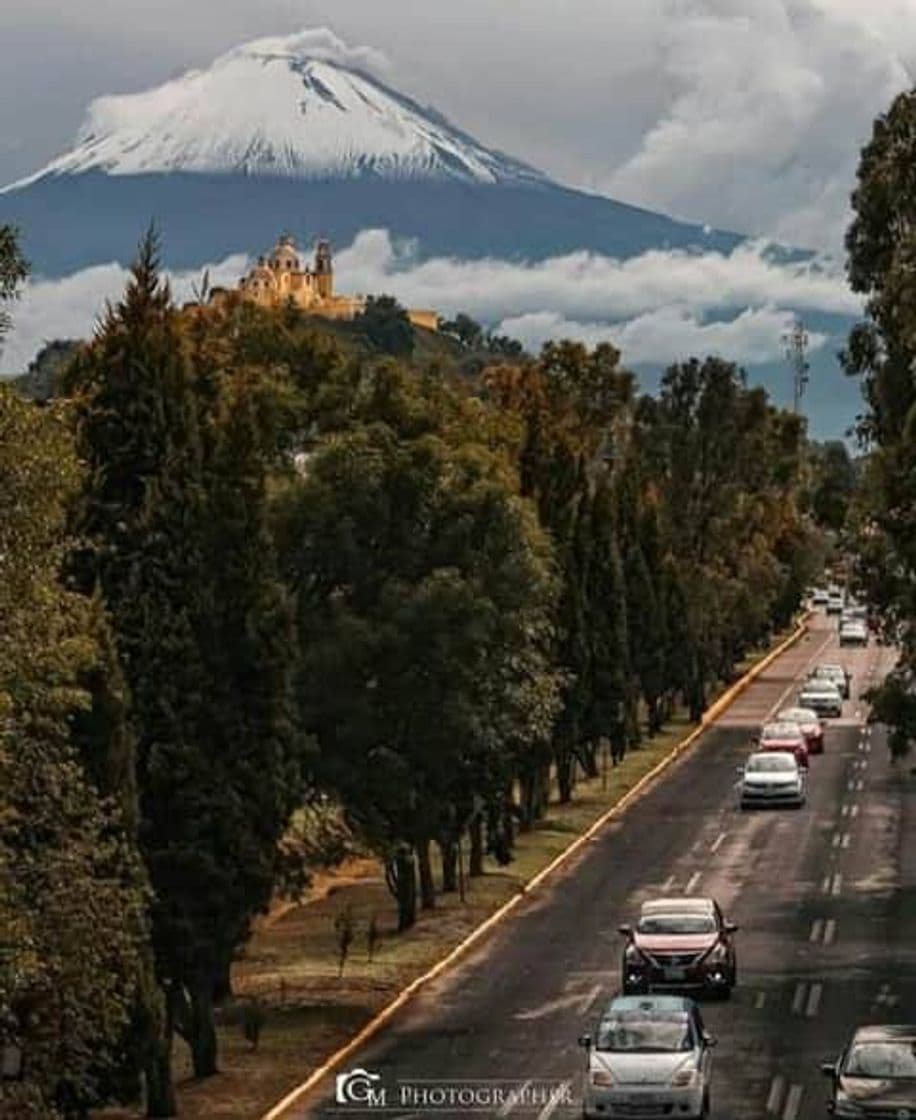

{"left": 234, "top": 28, "right": 390, "bottom": 76}
{"left": 0, "top": 229, "right": 858, "bottom": 377}
{"left": 497, "top": 306, "right": 827, "bottom": 366}
{"left": 604, "top": 0, "right": 916, "bottom": 250}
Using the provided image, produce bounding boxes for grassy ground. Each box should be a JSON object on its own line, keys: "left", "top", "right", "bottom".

{"left": 95, "top": 629, "right": 793, "bottom": 1120}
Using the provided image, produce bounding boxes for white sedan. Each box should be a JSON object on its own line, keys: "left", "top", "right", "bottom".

{"left": 737, "top": 751, "right": 806, "bottom": 809}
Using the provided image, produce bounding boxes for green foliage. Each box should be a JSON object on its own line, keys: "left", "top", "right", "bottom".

{"left": 356, "top": 295, "right": 416, "bottom": 356}
{"left": 0, "top": 387, "right": 146, "bottom": 1119}
{"left": 0, "top": 224, "right": 28, "bottom": 343}
{"left": 809, "top": 441, "right": 857, "bottom": 533}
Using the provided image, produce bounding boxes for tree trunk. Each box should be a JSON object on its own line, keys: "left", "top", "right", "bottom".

{"left": 212, "top": 951, "right": 234, "bottom": 1005}
{"left": 393, "top": 847, "right": 417, "bottom": 931}
{"left": 145, "top": 985, "right": 178, "bottom": 1118}
{"left": 189, "top": 975, "right": 219, "bottom": 1079}
{"left": 417, "top": 838, "right": 436, "bottom": 909}
{"left": 555, "top": 746, "right": 574, "bottom": 803}
{"left": 438, "top": 836, "right": 458, "bottom": 892}
{"left": 469, "top": 815, "right": 484, "bottom": 877}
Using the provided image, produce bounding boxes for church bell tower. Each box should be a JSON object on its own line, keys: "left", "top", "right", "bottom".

{"left": 314, "top": 240, "right": 333, "bottom": 300}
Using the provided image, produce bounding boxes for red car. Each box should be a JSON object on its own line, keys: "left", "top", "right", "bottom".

{"left": 777, "top": 707, "right": 824, "bottom": 755}
{"left": 757, "top": 721, "right": 809, "bottom": 769}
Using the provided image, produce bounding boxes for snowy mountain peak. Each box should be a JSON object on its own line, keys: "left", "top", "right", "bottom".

{"left": 5, "top": 30, "right": 545, "bottom": 190}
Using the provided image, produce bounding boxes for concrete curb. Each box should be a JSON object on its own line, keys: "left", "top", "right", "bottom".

{"left": 262, "top": 611, "right": 812, "bottom": 1120}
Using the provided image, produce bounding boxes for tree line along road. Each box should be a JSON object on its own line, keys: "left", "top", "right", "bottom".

{"left": 280, "top": 611, "right": 907, "bottom": 1120}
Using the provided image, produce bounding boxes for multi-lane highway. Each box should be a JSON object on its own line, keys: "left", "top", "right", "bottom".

{"left": 290, "top": 613, "right": 909, "bottom": 1120}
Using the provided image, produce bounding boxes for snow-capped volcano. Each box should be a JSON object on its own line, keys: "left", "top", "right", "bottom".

{"left": 6, "top": 32, "right": 542, "bottom": 189}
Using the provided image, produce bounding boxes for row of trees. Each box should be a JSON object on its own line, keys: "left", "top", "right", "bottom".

{"left": 1, "top": 228, "right": 823, "bottom": 1117}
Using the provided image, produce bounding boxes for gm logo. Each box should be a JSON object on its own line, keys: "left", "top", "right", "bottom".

{"left": 335, "top": 1068, "right": 386, "bottom": 1108}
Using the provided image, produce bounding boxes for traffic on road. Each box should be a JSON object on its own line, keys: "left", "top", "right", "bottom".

{"left": 299, "top": 589, "right": 909, "bottom": 1120}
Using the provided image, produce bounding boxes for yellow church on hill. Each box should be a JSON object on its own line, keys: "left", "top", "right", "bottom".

{"left": 210, "top": 234, "right": 439, "bottom": 332}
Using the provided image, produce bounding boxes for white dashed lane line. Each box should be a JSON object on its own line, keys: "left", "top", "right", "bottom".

{"left": 710, "top": 831, "right": 727, "bottom": 853}
{"left": 684, "top": 871, "right": 702, "bottom": 893}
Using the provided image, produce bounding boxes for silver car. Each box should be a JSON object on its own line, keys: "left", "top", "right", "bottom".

{"left": 798, "top": 680, "right": 843, "bottom": 718}
{"left": 738, "top": 751, "right": 805, "bottom": 809}
{"left": 580, "top": 995, "right": 715, "bottom": 1119}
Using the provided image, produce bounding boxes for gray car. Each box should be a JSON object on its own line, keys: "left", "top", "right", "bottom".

{"left": 798, "top": 680, "right": 843, "bottom": 718}
{"left": 580, "top": 995, "right": 715, "bottom": 1119}
{"left": 738, "top": 751, "right": 805, "bottom": 809}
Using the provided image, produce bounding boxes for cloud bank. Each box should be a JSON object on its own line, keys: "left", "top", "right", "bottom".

{"left": 1, "top": 230, "right": 859, "bottom": 378}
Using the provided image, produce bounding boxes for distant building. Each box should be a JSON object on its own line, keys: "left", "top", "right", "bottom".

{"left": 209, "top": 234, "right": 439, "bottom": 331}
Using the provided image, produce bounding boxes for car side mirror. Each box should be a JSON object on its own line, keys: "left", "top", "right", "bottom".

{"left": 618, "top": 924, "right": 633, "bottom": 938}
{"left": 724, "top": 921, "right": 739, "bottom": 934}
{"left": 820, "top": 1060, "right": 837, "bottom": 1077}
{"left": 578, "top": 1034, "right": 592, "bottom": 1049}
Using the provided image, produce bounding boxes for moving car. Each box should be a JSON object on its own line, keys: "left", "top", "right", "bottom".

{"left": 821, "top": 1024, "right": 916, "bottom": 1117}
{"left": 810, "top": 662, "right": 852, "bottom": 700}
{"left": 798, "top": 679, "right": 843, "bottom": 719}
{"left": 777, "top": 706, "right": 824, "bottom": 754}
{"left": 839, "top": 618, "right": 869, "bottom": 647}
{"left": 757, "top": 720, "right": 809, "bottom": 768}
{"left": 826, "top": 588, "right": 845, "bottom": 614}
{"left": 738, "top": 751, "right": 806, "bottom": 809}
{"left": 619, "top": 897, "right": 738, "bottom": 999}
{"left": 580, "top": 995, "right": 715, "bottom": 1120}
{"left": 811, "top": 587, "right": 829, "bottom": 606}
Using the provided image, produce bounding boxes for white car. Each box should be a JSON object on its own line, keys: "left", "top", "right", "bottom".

{"left": 811, "top": 588, "right": 829, "bottom": 606}
{"left": 798, "top": 680, "right": 843, "bottom": 718}
{"left": 580, "top": 995, "right": 715, "bottom": 1119}
{"left": 839, "top": 619, "right": 868, "bottom": 647}
{"left": 826, "top": 589, "right": 845, "bottom": 615}
{"left": 738, "top": 751, "right": 806, "bottom": 809}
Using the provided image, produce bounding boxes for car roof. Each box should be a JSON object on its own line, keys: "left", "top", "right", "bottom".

{"left": 762, "top": 721, "right": 803, "bottom": 734}
{"left": 604, "top": 995, "right": 695, "bottom": 1016}
{"left": 779, "top": 707, "right": 817, "bottom": 719}
{"left": 816, "top": 663, "right": 845, "bottom": 672}
{"left": 640, "top": 897, "right": 715, "bottom": 915}
{"left": 801, "top": 681, "right": 840, "bottom": 692}
{"left": 852, "top": 1025, "right": 916, "bottom": 1043}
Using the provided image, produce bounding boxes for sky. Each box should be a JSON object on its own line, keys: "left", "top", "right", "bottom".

{"left": 3, "top": 0, "right": 916, "bottom": 250}
{"left": 2, "top": 0, "right": 914, "bottom": 433}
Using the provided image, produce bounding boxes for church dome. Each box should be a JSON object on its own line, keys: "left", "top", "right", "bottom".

{"left": 269, "top": 234, "right": 301, "bottom": 272}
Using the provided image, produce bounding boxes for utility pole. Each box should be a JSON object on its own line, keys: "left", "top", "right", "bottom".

{"left": 782, "top": 316, "right": 810, "bottom": 415}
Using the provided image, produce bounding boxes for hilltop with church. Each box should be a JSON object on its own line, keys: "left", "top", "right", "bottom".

{"left": 209, "top": 234, "right": 439, "bottom": 331}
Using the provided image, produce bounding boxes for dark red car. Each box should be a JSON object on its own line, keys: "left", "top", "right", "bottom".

{"left": 619, "top": 897, "right": 738, "bottom": 999}
{"left": 757, "top": 720, "right": 809, "bottom": 769}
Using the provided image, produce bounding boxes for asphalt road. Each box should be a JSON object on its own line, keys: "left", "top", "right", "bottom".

{"left": 295, "top": 613, "right": 911, "bottom": 1120}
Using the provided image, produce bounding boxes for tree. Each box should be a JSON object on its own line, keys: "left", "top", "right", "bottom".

{"left": 440, "top": 312, "right": 484, "bottom": 350}
{"left": 356, "top": 295, "right": 416, "bottom": 356}
{"left": 809, "top": 441, "right": 857, "bottom": 532}
{"left": 0, "top": 225, "right": 28, "bottom": 345}
{"left": 0, "top": 386, "right": 146, "bottom": 1119}
{"left": 67, "top": 233, "right": 306, "bottom": 1099}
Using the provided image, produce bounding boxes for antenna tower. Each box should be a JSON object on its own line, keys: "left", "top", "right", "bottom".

{"left": 783, "top": 316, "right": 810, "bottom": 414}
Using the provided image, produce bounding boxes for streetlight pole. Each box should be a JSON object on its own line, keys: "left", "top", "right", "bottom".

{"left": 783, "top": 316, "right": 810, "bottom": 415}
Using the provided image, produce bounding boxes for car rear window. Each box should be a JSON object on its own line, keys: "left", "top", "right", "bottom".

{"left": 762, "top": 723, "right": 800, "bottom": 739}
{"left": 747, "top": 755, "right": 796, "bottom": 772}
{"left": 845, "top": 1042, "right": 916, "bottom": 1079}
{"left": 596, "top": 1013, "right": 694, "bottom": 1053}
{"left": 637, "top": 914, "right": 716, "bottom": 934}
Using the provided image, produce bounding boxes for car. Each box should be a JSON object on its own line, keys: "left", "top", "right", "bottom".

{"left": 821, "top": 1024, "right": 916, "bottom": 1117}
{"left": 839, "top": 619, "right": 869, "bottom": 647}
{"left": 811, "top": 587, "right": 829, "bottom": 605}
{"left": 810, "top": 662, "right": 852, "bottom": 700}
{"left": 826, "top": 588, "right": 845, "bottom": 614}
{"left": 798, "top": 680, "right": 843, "bottom": 718}
{"left": 738, "top": 751, "right": 806, "bottom": 809}
{"left": 618, "top": 897, "right": 738, "bottom": 999}
{"left": 580, "top": 995, "right": 716, "bottom": 1120}
{"left": 777, "top": 706, "right": 824, "bottom": 754}
{"left": 844, "top": 603, "right": 868, "bottom": 622}
{"left": 757, "top": 720, "right": 810, "bottom": 768}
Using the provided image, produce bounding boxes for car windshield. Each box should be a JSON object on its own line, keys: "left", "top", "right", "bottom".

{"left": 747, "top": 755, "right": 796, "bottom": 773}
{"left": 637, "top": 914, "right": 716, "bottom": 934}
{"left": 596, "top": 1014, "right": 694, "bottom": 1053}
{"left": 814, "top": 666, "right": 843, "bottom": 678}
{"left": 762, "top": 724, "right": 799, "bottom": 740}
{"left": 845, "top": 1041, "right": 916, "bottom": 1079}
{"left": 780, "top": 709, "right": 816, "bottom": 724}
{"left": 803, "top": 685, "right": 836, "bottom": 697}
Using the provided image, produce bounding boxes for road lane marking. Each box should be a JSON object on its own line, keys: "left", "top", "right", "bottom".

{"left": 755, "top": 991, "right": 766, "bottom": 1009}
{"left": 784, "top": 1084, "right": 804, "bottom": 1120}
{"left": 824, "top": 919, "right": 837, "bottom": 946}
{"left": 684, "top": 871, "right": 702, "bottom": 893}
{"left": 662, "top": 874, "right": 676, "bottom": 891}
{"left": 832, "top": 832, "right": 841, "bottom": 848}
{"left": 766, "top": 1075, "right": 786, "bottom": 1113}
{"left": 847, "top": 780, "right": 855, "bottom": 792}
{"left": 832, "top": 872, "right": 843, "bottom": 896}
{"left": 806, "top": 983, "right": 823, "bottom": 1017}
{"left": 821, "top": 874, "right": 831, "bottom": 894}
{"left": 841, "top": 833, "right": 851, "bottom": 849}
{"left": 809, "top": 919, "right": 824, "bottom": 943}
{"left": 856, "top": 779, "right": 864, "bottom": 791}
{"left": 580, "top": 984, "right": 603, "bottom": 1014}
{"left": 791, "top": 982, "right": 806, "bottom": 1015}
{"left": 851, "top": 804, "right": 859, "bottom": 818}
{"left": 498, "top": 1081, "right": 531, "bottom": 1116}
{"left": 710, "top": 831, "right": 727, "bottom": 853}
{"left": 536, "top": 1081, "right": 571, "bottom": 1120}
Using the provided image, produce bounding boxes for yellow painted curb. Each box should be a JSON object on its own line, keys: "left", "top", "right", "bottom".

{"left": 262, "top": 611, "right": 812, "bottom": 1120}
